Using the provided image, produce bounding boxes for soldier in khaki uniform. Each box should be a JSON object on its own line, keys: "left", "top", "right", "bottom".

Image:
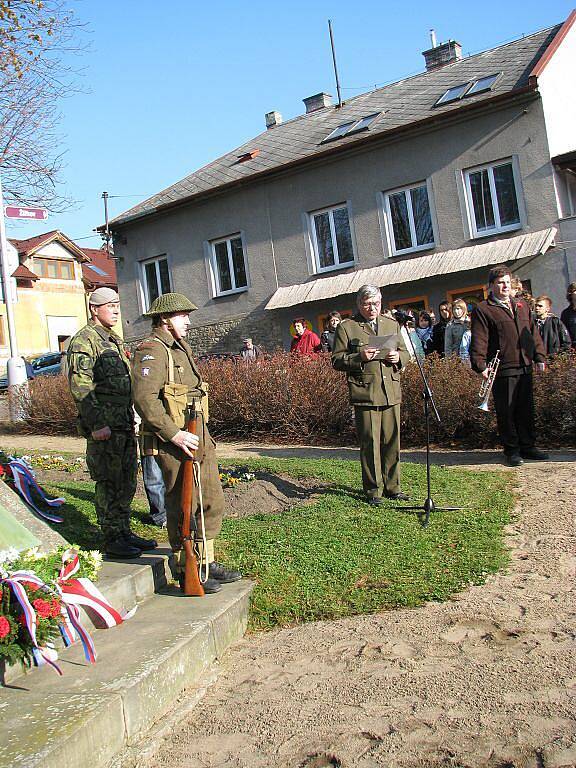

{"left": 67, "top": 287, "right": 157, "bottom": 558}
{"left": 332, "top": 285, "right": 411, "bottom": 505}
{"left": 131, "top": 293, "right": 241, "bottom": 594}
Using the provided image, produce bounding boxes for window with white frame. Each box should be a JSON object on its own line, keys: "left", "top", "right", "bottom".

{"left": 210, "top": 234, "right": 248, "bottom": 295}
{"left": 310, "top": 204, "right": 354, "bottom": 272}
{"left": 141, "top": 255, "right": 171, "bottom": 309}
{"left": 384, "top": 183, "right": 434, "bottom": 255}
{"left": 464, "top": 160, "right": 521, "bottom": 237}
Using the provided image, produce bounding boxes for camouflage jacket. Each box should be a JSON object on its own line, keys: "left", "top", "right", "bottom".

{"left": 67, "top": 321, "right": 133, "bottom": 436}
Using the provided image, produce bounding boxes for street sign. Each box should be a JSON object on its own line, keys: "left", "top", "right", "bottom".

{"left": 4, "top": 205, "right": 48, "bottom": 220}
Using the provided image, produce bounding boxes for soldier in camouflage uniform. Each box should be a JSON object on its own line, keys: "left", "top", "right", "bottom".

{"left": 132, "top": 293, "right": 241, "bottom": 594}
{"left": 67, "top": 287, "right": 157, "bottom": 558}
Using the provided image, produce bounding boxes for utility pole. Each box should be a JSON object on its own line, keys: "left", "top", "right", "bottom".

{"left": 102, "top": 191, "right": 111, "bottom": 258}
{"left": 0, "top": 170, "right": 28, "bottom": 418}
{"left": 328, "top": 20, "right": 343, "bottom": 108}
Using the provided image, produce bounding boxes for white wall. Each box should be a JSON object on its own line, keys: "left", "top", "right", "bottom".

{"left": 538, "top": 20, "right": 576, "bottom": 157}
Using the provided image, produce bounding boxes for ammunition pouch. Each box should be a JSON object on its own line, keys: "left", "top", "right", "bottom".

{"left": 162, "top": 382, "right": 189, "bottom": 429}
{"left": 139, "top": 431, "right": 159, "bottom": 456}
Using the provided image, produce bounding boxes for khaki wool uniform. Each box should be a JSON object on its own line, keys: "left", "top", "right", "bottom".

{"left": 332, "top": 314, "right": 410, "bottom": 499}
{"left": 131, "top": 327, "right": 224, "bottom": 555}
{"left": 67, "top": 320, "right": 137, "bottom": 544}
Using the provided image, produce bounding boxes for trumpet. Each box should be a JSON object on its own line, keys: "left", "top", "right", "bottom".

{"left": 478, "top": 350, "right": 500, "bottom": 412}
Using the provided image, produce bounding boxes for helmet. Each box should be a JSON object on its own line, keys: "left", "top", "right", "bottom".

{"left": 144, "top": 293, "right": 198, "bottom": 317}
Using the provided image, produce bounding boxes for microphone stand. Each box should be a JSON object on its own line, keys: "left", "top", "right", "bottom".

{"left": 396, "top": 315, "right": 462, "bottom": 526}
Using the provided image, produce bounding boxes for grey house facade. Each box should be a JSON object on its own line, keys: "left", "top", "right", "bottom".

{"left": 110, "top": 13, "right": 576, "bottom": 353}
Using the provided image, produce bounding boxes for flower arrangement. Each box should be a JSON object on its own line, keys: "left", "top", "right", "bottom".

{"left": 218, "top": 466, "right": 256, "bottom": 489}
{"left": 0, "top": 546, "right": 108, "bottom": 673}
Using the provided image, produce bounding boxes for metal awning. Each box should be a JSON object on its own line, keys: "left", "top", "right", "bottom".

{"left": 265, "top": 227, "right": 557, "bottom": 310}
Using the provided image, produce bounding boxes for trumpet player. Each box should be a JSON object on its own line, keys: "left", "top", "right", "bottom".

{"left": 470, "top": 265, "right": 548, "bottom": 467}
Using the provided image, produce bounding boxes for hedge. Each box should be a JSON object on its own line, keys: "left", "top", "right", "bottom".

{"left": 9, "top": 352, "right": 576, "bottom": 448}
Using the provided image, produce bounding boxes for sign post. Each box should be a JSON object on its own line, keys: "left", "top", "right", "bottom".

{"left": 0, "top": 179, "right": 33, "bottom": 418}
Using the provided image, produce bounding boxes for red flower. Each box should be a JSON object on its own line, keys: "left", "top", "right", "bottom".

{"left": 32, "top": 598, "right": 52, "bottom": 619}
{"left": 0, "top": 616, "right": 10, "bottom": 639}
{"left": 49, "top": 600, "right": 62, "bottom": 618}
{"left": 21, "top": 581, "right": 39, "bottom": 591}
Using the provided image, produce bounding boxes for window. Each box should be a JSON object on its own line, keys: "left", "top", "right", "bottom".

{"left": 384, "top": 183, "right": 434, "bottom": 255}
{"left": 446, "top": 284, "right": 487, "bottom": 312}
{"left": 322, "top": 113, "right": 380, "bottom": 143}
{"left": 141, "top": 255, "right": 171, "bottom": 309}
{"left": 210, "top": 235, "right": 248, "bottom": 295}
{"left": 464, "top": 160, "right": 521, "bottom": 237}
{"left": 310, "top": 204, "right": 355, "bottom": 272}
{"left": 34, "top": 258, "right": 75, "bottom": 280}
{"left": 435, "top": 82, "right": 470, "bottom": 106}
{"left": 389, "top": 296, "right": 429, "bottom": 314}
{"left": 554, "top": 163, "right": 576, "bottom": 218}
{"left": 435, "top": 73, "right": 501, "bottom": 106}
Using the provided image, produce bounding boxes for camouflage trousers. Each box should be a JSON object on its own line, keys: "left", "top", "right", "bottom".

{"left": 85, "top": 431, "right": 138, "bottom": 545}
{"left": 156, "top": 420, "right": 224, "bottom": 553}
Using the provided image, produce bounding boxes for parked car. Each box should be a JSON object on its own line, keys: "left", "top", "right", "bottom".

{"left": 0, "top": 352, "right": 64, "bottom": 390}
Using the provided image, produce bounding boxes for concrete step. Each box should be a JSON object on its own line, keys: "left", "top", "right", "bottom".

{"left": 0, "top": 578, "right": 253, "bottom": 768}
{"left": 2, "top": 545, "right": 173, "bottom": 686}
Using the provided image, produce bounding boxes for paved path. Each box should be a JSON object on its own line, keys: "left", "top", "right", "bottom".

{"left": 1, "top": 430, "right": 574, "bottom": 470}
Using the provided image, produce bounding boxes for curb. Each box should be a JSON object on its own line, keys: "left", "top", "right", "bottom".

{"left": 1, "top": 579, "right": 253, "bottom": 768}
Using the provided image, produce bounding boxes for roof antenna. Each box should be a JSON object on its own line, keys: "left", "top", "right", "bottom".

{"left": 328, "top": 19, "right": 343, "bottom": 108}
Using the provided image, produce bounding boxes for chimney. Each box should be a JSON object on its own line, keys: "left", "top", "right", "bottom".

{"left": 303, "top": 92, "right": 332, "bottom": 114}
{"left": 422, "top": 39, "right": 462, "bottom": 71}
{"left": 265, "top": 110, "right": 282, "bottom": 129}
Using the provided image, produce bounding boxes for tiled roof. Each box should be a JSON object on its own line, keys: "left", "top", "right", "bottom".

{"left": 81, "top": 247, "right": 118, "bottom": 289}
{"left": 12, "top": 264, "right": 39, "bottom": 280}
{"left": 265, "top": 228, "right": 557, "bottom": 309}
{"left": 111, "top": 24, "right": 560, "bottom": 228}
{"left": 9, "top": 230, "right": 88, "bottom": 261}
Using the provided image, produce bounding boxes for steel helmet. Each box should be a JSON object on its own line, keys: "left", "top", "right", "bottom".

{"left": 144, "top": 293, "right": 198, "bottom": 317}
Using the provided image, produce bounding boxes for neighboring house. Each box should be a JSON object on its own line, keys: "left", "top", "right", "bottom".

{"left": 81, "top": 245, "right": 118, "bottom": 292}
{"left": 0, "top": 231, "right": 90, "bottom": 365}
{"left": 108, "top": 12, "right": 576, "bottom": 354}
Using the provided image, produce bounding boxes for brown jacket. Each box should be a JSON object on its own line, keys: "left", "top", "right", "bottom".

{"left": 332, "top": 314, "right": 410, "bottom": 406}
{"left": 470, "top": 296, "right": 546, "bottom": 375}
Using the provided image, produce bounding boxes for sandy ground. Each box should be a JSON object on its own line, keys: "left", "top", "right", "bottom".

{"left": 138, "top": 458, "right": 576, "bottom": 768}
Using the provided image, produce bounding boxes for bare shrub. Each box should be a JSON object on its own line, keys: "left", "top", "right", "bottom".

{"left": 10, "top": 353, "right": 576, "bottom": 448}
{"left": 11, "top": 374, "right": 77, "bottom": 434}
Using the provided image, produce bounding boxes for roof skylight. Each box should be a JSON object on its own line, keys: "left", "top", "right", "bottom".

{"left": 86, "top": 264, "right": 109, "bottom": 276}
{"left": 322, "top": 112, "right": 381, "bottom": 143}
{"left": 435, "top": 73, "right": 501, "bottom": 107}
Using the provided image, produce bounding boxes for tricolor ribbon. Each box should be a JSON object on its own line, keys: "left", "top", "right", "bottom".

{"left": 56, "top": 550, "right": 136, "bottom": 665}
{"left": 1, "top": 569, "right": 63, "bottom": 675}
{"left": 8, "top": 458, "right": 65, "bottom": 523}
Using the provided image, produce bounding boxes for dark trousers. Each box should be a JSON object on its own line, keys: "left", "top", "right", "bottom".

{"left": 492, "top": 372, "right": 536, "bottom": 455}
{"left": 354, "top": 405, "right": 401, "bottom": 498}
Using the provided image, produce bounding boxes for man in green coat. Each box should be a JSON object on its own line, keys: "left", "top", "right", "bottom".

{"left": 131, "top": 293, "right": 241, "bottom": 595}
{"left": 332, "top": 284, "right": 411, "bottom": 505}
{"left": 67, "top": 287, "right": 157, "bottom": 558}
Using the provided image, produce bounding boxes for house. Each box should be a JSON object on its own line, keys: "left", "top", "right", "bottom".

{"left": 1, "top": 231, "right": 89, "bottom": 363}
{"left": 81, "top": 245, "right": 118, "bottom": 292}
{"left": 108, "top": 12, "right": 576, "bottom": 353}
{"left": 0, "top": 233, "right": 119, "bottom": 366}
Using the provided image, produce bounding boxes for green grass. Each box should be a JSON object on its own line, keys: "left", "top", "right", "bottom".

{"left": 44, "top": 456, "right": 515, "bottom": 631}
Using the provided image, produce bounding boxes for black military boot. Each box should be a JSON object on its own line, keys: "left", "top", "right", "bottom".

{"left": 207, "top": 561, "right": 242, "bottom": 583}
{"left": 104, "top": 538, "right": 142, "bottom": 559}
{"left": 124, "top": 531, "right": 158, "bottom": 550}
{"left": 178, "top": 573, "right": 221, "bottom": 594}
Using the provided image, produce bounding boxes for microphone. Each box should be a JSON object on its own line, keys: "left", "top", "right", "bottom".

{"left": 394, "top": 309, "right": 413, "bottom": 326}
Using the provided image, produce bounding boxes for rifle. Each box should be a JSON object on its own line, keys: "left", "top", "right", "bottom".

{"left": 180, "top": 406, "right": 204, "bottom": 596}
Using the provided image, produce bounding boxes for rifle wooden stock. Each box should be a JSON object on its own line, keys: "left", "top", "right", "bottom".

{"left": 180, "top": 409, "right": 204, "bottom": 596}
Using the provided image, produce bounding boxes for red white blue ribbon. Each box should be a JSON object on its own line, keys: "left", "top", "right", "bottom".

{"left": 1, "top": 569, "right": 63, "bottom": 675}
{"left": 9, "top": 458, "right": 64, "bottom": 523}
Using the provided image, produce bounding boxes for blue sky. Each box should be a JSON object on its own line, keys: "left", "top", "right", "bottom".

{"left": 6, "top": 0, "right": 573, "bottom": 248}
